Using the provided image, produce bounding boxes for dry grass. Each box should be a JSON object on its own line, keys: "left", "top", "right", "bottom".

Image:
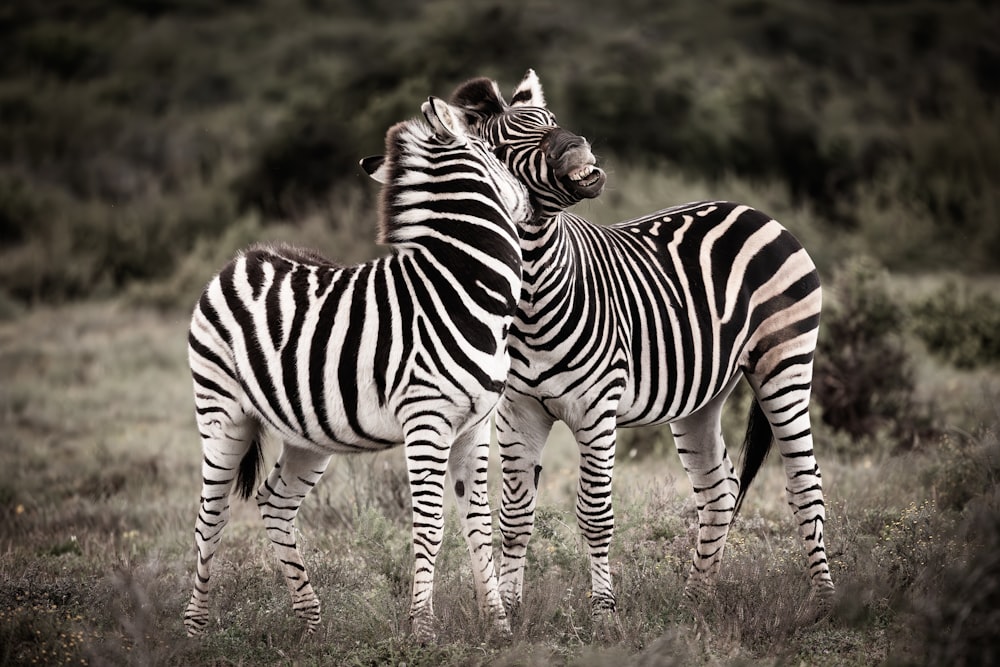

{"left": 1, "top": 302, "right": 997, "bottom": 665}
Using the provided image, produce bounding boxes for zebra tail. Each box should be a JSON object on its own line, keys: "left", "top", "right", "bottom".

{"left": 234, "top": 433, "right": 264, "bottom": 501}
{"left": 733, "top": 399, "right": 773, "bottom": 518}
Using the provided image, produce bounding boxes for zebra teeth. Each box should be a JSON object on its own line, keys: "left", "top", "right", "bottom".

{"left": 568, "top": 165, "right": 595, "bottom": 182}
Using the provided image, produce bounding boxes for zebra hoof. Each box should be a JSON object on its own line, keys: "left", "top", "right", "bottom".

{"left": 683, "top": 578, "right": 716, "bottom": 607}
{"left": 813, "top": 582, "right": 836, "bottom": 600}
{"left": 809, "top": 583, "right": 836, "bottom": 615}
{"left": 591, "top": 607, "right": 623, "bottom": 644}
{"left": 485, "top": 604, "right": 512, "bottom": 638}
{"left": 493, "top": 618, "right": 513, "bottom": 640}
{"left": 184, "top": 623, "right": 206, "bottom": 638}
{"left": 410, "top": 612, "right": 438, "bottom": 644}
{"left": 183, "top": 605, "right": 209, "bottom": 637}
{"left": 293, "top": 597, "right": 321, "bottom": 633}
{"left": 590, "top": 594, "right": 617, "bottom": 615}
{"left": 501, "top": 593, "right": 521, "bottom": 619}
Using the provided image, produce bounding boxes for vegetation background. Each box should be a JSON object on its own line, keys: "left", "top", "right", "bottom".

{"left": 1, "top": 0, "right": 998, "bottom": 664}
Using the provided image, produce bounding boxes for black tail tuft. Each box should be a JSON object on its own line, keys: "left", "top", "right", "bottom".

{"left": 734, "top": 399, "right": 773, "bottom": 518}
{"left": 234, "top": 436, "right": 263, "bottom": 501}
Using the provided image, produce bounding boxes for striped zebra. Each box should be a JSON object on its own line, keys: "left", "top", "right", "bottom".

{"left": 448, "top": 70, "right": 836, "bottom": 615}
{"left": 183, "top": 97, "right": 528, "bottom": 641}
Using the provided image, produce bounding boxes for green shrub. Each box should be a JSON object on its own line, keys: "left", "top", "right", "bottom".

{"left": 0, "top": 172, "right": 43, "bottom": 244}
{"left": 813, "top": 257, "right": 936, "bottom": 448}
{"left": 0, "top": 182, "right": 235, "bottom": 303}
{"left": 233, "top": 102, "right": 362, "bottom": 219}
{"left": 910, "top": 282, "right": 1000, "bottom": 369}
{"left": 11, "top": 23, "right": 111, "bottom": 81}
{"left": 920, "top": 429, "right": 1000, "bottom": 512}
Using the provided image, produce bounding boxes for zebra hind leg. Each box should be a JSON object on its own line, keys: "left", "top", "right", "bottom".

{"left": 447, "top": 420, "right": 509, "bottom": 635}
{"left": 184, "top": 414, "right": 260, "bottom": 637}
{"left": 671, "top": 382, "right": 741, "bottom": 604}
{"left": 750, "top": 374, "right": 835, "bottom": 601}
{"left": 255, "top": 444, "right": 332, "bottom": 634}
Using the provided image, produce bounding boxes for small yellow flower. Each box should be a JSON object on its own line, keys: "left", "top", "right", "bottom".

{"left": 16, "top": 504, "right": 24, "bottom": 515}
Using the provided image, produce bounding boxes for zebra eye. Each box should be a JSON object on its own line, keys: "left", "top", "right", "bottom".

{"left": 493, "top": 142, "right": 515, "bottom": 158}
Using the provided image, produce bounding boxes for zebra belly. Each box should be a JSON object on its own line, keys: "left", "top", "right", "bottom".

{"left": 239, "top": 353, "right": 505, "bottom": 453}
{"left": 507, "top": 334, "right": 741, "bottom": 431}
{"left": 614, "top": 346, "right": 743, "bottom": 427}
{"left": 239, "top": 369, "right": 407, "bottom": 453}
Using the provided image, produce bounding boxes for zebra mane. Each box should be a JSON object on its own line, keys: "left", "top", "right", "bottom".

{"left": 375, "top": 112, "right": 473, "bottom": 247}
{"left": 376, "top": 119, "right": 421, "bottom": 245}
{"left": 240, "top": 241, "right": 341, "bottom": 269}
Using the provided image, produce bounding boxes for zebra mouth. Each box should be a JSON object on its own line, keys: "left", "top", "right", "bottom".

{"left": 562, "top": 164, "right": 606, "bottom": 198}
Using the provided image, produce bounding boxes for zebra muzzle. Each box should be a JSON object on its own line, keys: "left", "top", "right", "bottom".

{"left": 542, "top": 128, "right": 606, "bottom": 198}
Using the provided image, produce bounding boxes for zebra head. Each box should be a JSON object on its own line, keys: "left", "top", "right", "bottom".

{"left": 449, "top": 69, "right": 607, "bottom": 219}
{"left": 360, "top": 96, "right": 531, "bottom": 247}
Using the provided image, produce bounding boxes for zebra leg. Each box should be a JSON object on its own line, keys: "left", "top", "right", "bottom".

{"left": 573, "top": 412, "right": 619, "bottom": 614}
{"left": 403, "top": 423, "right": 452, "bottom": 643}
{"left": 671, "top": 383, "right": 740, "bottom": 602}
{"left": 184, "top": 414, "right": 258, "bottom": 637}
{"left": 255, "top": 444, "right": 332, "bottom": 633}
{"left": 447, "top": 419, "right": 509, "bottom": 634}
{"left": 496, "top": 393, "right": 554, "bottom": 615}
{"left": 751, "top": 373, "right": 835, "bottom": 599}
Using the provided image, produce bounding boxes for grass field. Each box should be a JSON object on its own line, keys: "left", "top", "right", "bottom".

{"left": 1, "top": 300, "right": 998, "bottom": 666}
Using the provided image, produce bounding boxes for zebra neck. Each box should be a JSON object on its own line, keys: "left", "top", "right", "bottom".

{"left": 391, "top": 240, "right": 522, "bottom": 320}
{"left": 519, "top": 211, "right": 576, "bottom": 278}
{"left": 390, "top": 221, "right": 521, "bottom": 273}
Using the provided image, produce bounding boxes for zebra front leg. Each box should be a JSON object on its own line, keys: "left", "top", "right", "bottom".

{"left": 572, "top": 412, "right": 619, "bottom": 615}
{"left": 496, "top": 394, "right": 554, "bottom": 616}
{"left": 256, "top": 444, "right": 332, "bottom": 633}
{"left": 448, "top": 420, "right": 509, "bottom": 635}
{"left": 671, "top": 401, "right": 740, "bottom": 603}
{"left": 403, "top": 427, "right": 451, "bottom": 643}
{"left": 184, "top": 418, "right": 258, "bottom": 636}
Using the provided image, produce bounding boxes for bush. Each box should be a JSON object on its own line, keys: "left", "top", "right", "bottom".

{"left": 2, "top": 0, "right": 999, "bottom": 304}
{"left": 0, "top": 172, "right": 43, "bottom": 244}
{"left": 910, "top": 282, "right": 1000, "bottom": 369}
{"left": 233, "top": 103, "right": 361, "bottom": 219}
{"left": 920, "top": 429, "right": 1000, "bottom": 512}
{"left": 813, "top": 257, "right": 936, "bottom": 448}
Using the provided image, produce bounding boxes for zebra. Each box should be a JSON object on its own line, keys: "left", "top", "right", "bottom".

{"left": 447, "top": 70, "right": 836, "bottom": 616}
{"left": 183, "top": 97, "right": 529, "bottom": 641}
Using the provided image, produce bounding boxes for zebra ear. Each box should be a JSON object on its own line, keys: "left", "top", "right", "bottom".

{"left": 449, "top": 77, "right": 507, "bottom": 127}
{"left": 360, "top": 155, "right": 389, "bottom": 184}
{"left": 511, "top": 68, "right": 546, "bottom": 108}
{"left": 422, "top": 97, "right": 468, "bottom": 142}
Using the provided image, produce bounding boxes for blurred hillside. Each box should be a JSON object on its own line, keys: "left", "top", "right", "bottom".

{"left": 1, "top": 0, "right": 998, "bottom": 305}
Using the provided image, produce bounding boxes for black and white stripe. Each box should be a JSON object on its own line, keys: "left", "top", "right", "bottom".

{"left": 449, "top": 70, "right": 835, "bottom": 615}
{"left": 183, "top": 98, "right": 528, "bottom": 641}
